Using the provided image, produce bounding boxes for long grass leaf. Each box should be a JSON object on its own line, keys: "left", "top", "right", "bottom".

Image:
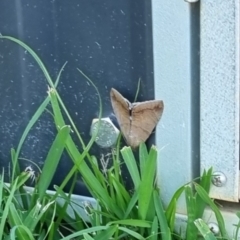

{"left": 23, "top": 200, "right": 55, "bottom": 232}
{"left": 8, "top": 203, "right": 35, "bottom": 239}
{"left": 37, "top": 125, "right": 70, "bottom": 200}
{"left": 0, "top": 36, "right": 66, "bottom": 184}
{"left": 234, "top": 212, "right": 240, "bottom": 239}
{"left": 48, "top": 88, "right": 122, "bottom": 218}
{"left": 10, "top": 225, "right": 35, "bottom": 240}
{"left": 2, "top": 36, "right": 109, "bottom": 216}
{"left": 185, "top": 186, "right": 198, "bottom": 240}
{"left": 168, "top": 198, "right": 177, "bottom": 233}
{"left": 0, "top": 170, "right": 4, "bottom": 205}
{"left": 42, "top": 201, "right": 57, "bottom": 240}
{"left": 0, "top": 177, "right": 19, "bottom": 240}
{"left": 0, "top": 36, "right": 53, "bottom": 86}
{"left": 153, "top": 190, "right": 171, "bottom": 240}
{"left": 124, "top": 190, "right": 139, "bottom": 219}
{"left": 195, "top": 168, "right": 212, "bottom": 218}
{"left": 109, "top": 174, "right": 126, "bottom": 212}
{"left": 194, "top": 183, "right": 229, "bottom": 239}
{"left": 83, "top": 233, "right": 94, "bottom": 240}
{"left": 108, "top": 219, "right": 151, "bottom": 228}
{"left": 8, "top": 202, "right": 23, "bottom": 226}
{"left": 139, "top": 143, "right": 149, "bottom": 177}
{"left": 199, "top": 168, "right": 213, "bottom": 193}
{"left": 194, "top": 218, "right": 217, "bottom": 240}
{"left": 10, "top": 96, "right": 48, "bottom": 181}
{"left": 118, "top": 226, "right": 145, "bottom": 240}
{"left": 138, "top": 146, "right": 157, "bottom": 220}
{"left": 95, "top": 226, "right": 118, "bottom": 240}
{"left": 111, "top": 174, "right": 131, "bottom": 204}
{"left": 149, "top": 216, "right": 159, "bottom": 240}
{"left": 15, "top": 172, "right": 32, "bottom": 189}
{"left": 59, "top": 226, "right": 109, "bottom": 240}
{"left": 121, "top": 146, "right": 140, "bottom": 189}
{"left": 165, "top": 186, "right": 185, "bottom": 225}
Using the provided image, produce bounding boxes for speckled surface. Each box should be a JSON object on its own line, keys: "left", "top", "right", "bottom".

{"left": 200, "top": 0, "right": 239, "bottom": 201}
{"left": 0, "top": 1, "right": 155, "bottom": 195}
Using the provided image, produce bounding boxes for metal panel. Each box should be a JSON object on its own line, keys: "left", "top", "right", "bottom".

{"left": 200, "top": 0, "right": 239, "bottom": 201}
{"left": 152, "top": 0, "right": 200, "bottom": 211}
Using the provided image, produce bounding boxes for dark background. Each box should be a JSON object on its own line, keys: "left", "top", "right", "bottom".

{"left": 0, "top": 1, "right": 155, "bottom": 195}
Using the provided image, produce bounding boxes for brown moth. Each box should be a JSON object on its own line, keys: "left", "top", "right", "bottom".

{"left": 110, "top": 88, "right": 164, "bottom": 148}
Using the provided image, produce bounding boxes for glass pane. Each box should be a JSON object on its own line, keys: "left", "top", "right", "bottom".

{"left": 0, "top": 1, "right": 154, "bottom": 195}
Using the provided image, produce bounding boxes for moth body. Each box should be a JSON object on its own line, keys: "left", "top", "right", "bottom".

{"left": 110, "top": 88, "right": 164, "bottom": 148}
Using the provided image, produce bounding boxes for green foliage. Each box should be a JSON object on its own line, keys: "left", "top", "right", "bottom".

{"left": 0, "top": 35, "right": 239, "bottom": 240}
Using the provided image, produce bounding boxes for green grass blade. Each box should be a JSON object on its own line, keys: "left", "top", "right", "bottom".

{"left": 88, "top": 156, "right": 108, "bottom": 191}
{"left": 10, "top": 150, "right": 30, "bottom": 209}
{"left": 94, "top": 226, "right": 118, "bottom": 240}
{"left": 138, "top": 146, "right": 157, "bottom": 220}
{"left": 15, "top": 171, "right": 32, "bottom": 189}
{"left": 10, "top": 225, "right": 35, "bottom": 240}
{"left": 199, "top": 168, "right": 213, "bottom": 193}
{"left": 167, "top": 198, "right": 177, "bottom": 233}
{"left": 194, "top": 219, "right": 217, "bottom": 240}
{"left": 11, "top": 96, "right": 51, "bottom": 182}
{"left": 76, "top": 68, "right": 103, "bottom": 148}
{"left": 0, "top": 177, "right": 19, "bottom": 240}
{"left": 149, "top": 216, "right": 159, "bottom": 240}
{"left": 185, "top": 186, "right": 198, "bottom": 240}
{"left": 194, "top": 183, "right": 229, "bottom": 239}
{"left": 121, "top": 146, "right": 141, "bottom": 189}
{"left": 108, "top": 219, "right": 151, "bottom": 228}
{"left": 0, "top": 170, "right": 4, "bottom": 205}
{"left": 8, "top": 203, "right": 35, "bottom": 239}
{"left": 118, "top": 226, "right": 145, "bottom": 240}
{"left": 8, "top": 202, "right": 23, "bottom": 226}
{"left": 42, "top": 201, "right": 57, "bottom": 240}
{"left": 48, "top": 88, "right": 123, "bottom": 218}
{"left": 139, "top": 143, "right": 149, "bottom": 177}
{"left": 0, "top": 36, "right": 66, "bottom": 184}
{"left": 124, "top": 190, "right": 139, "bottom": 219}
{"left": 59, "top": 226, "right": 109, "bottom": 240}
{"left": 83, "top": 233, "right": 94, "bottom": 240}
{"left": 195, "top": 168, "right": 212, "bottom": 218}
{"left": 112, "top": 135, "right": 122, "bottom": 182}
{"left": 111, "top": 174, "right": 131, "bottom": 202}
{"left": 37, "top": 125, "right": 71, "bottom": 200}
{"left": 109, "top": 174, "right": 127, "bottom": 212}
{"left": 153, "top": 190, "right": 172, "bottom": 240}
{"left": 10, "top": 147, "right": 21, "bottom": 180}
{"left": 165, "top": 186, "right": 185, "bottom": 226}
{"left": 234, "top": 212, "right": 240, "bottom": 239}
{"left": 0, "top": 36, "right": 53, "bottom": 87}
{"left": 23, "top": 200, "right": 54, "bottom": 232}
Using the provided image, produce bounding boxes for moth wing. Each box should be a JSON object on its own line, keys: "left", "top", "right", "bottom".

{"left": 129, "top": 100, "right": 164, "bottom": 147}
{"left": 110, "top": 88, "right": 131, "bottom": 141}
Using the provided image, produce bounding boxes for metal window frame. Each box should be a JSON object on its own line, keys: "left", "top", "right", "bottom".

{"left": 153, "top": 0, "right": 239, "bottom": 204}
{"left": 152, "top": 0, "right": 240, "bottom": 237}
{"left": 152, "top": 0, "right": 200, "bottom": 211}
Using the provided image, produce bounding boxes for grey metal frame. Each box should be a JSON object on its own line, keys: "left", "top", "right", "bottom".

{"left": 153, "top": 0, "right": 239, "bottom": 204}
{"left": 152, "top": 0, "right": 200, "bottom": 210}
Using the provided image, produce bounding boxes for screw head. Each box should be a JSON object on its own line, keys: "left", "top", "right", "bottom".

{"left": 90, "top": 117, "right": 120, "bottom": 148}
{"left": 208, "top": 222, "right": 219, "bottom": 235}
{"left": 211, "top": 172, "right": 227, "bottom": 187}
